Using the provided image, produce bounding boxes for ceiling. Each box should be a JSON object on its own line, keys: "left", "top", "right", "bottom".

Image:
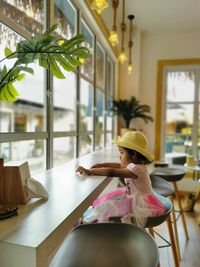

{"left": 101, "top": 0, "right": 200, "bottom": 33}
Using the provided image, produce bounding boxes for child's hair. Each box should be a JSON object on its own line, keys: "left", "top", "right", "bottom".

{"left": 124, "top": 147, "right": 152, "bottom": 165}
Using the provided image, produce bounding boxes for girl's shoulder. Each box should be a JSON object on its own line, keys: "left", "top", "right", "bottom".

{"left": 127, "top": 163, "right": 148, "bottom": 174}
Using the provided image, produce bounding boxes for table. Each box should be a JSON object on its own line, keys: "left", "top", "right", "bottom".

{"left": 184, "top": 164, "right": 200, "bottom": 225}
{"left": 184, "top": 164, "right": 200, "bottom": 181}
{"left": 0, "top": 148, "right": 117, "bottom": 267}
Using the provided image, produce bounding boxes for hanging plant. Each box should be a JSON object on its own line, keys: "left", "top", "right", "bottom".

{"left": 0, "top": 24, "right": 90, "bottom": 102}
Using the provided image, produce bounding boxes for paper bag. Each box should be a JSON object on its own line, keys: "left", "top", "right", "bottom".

{"left": 0, "top": 161, "right": 48, "bottom": 204}
{"left": 0, "top": 161, "right": 30, "bottom": 204}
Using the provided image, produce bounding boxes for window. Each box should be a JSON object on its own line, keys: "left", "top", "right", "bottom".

{"left": 156, "top": 60, "right": 200, "bottom": 164}
{"left": 95, "top": 88, "right": 104, "bottom": 149}
{"left": 80, "top": 19, "right": 94, "bottom": 80}
{"left": 0, "top": 0, "right": 116, "bottom": 173}
{"left": 2, "top": 0, "right": 44, "bottom": 34}
{"left": 105, "top": 58, "right": 114, "bottom": 145}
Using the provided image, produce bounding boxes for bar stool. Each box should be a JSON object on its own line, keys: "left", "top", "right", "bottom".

{"left": 119, "top": 174, "right": 178, "bottom": 266}
{"left": 151, "top": 167, "right": 189, "bottom": 261}
{"left": 110, "top": 196, "right": 179, "bottom": 267}
{"left": 50, "top": 223, "right": 159, "bottom": 267}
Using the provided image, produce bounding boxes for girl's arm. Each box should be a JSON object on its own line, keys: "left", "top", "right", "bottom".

{"left": 90, "top": 162, "right": 121, "bottom": 169}
{"left": 76, "top": 166, "right": 137, "bottom": 178}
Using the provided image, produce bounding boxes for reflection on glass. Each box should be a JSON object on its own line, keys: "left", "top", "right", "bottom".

{"left": 0, "top": 23, "right": 22, "bottom": 53}
{"left": 2, "top": 0, "right": 44, "bottom": 34}
{"left": 53, "top": 72, "right": 76, "bottom": 131}
{"left": 54, "top": 0, "right": 76, "bottom": 39}
{"left": 107, "top": 58, "right": 113, "bottom": 97}
{"left": 80, "top": 19, "right": 94, "bottom": 80}
{"left": 106, "top": 96, "right": 112, "bottom": 131}
{"left": 199, "top": 104, "right": 200, "bottom": 134}
{"left": 96, "top": 43, "right": 105, "bottom": 88}
{"left": 79, "top": 134, "right": 93, "bottom": 156}
{"left": 80, "top": 79, "right": 93, "bottom": 132}
{"left": 95, "top": 89, "right": 104, "bottom": 149}
{"left": 165, "top": 135, "right": 187, "bottom": 155}
{"left": 166, "top": 71, "right": 195, "bottom": 102}
{"left": 53, "top": 137, "right": 75, "bottom": 166}
{"left": 0, "top": 24, "right": 45, "bottom": 132}
{"left": 166, "top": 104, "right": 193, "bottom": 135}
{"left": 106, "top": 133, "right": 113, "bottom": 147}
{"left": 0, "top": 140, "right": 46, "bottom": 174}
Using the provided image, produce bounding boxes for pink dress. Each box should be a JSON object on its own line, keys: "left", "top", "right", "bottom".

{"left": 83, "top": 163, "right": 167, "bottom": 228}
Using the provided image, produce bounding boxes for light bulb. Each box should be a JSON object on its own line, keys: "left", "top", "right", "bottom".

{"left": 118, "top": 51, "right": 127, "bottom": 64}
{"left": 109, "top": 31, "right": 119, "bottom": 47}
{"left": 128, "top": 63, "right": 133, "bottom": 75}
{"left": 91, "top": 0, "right": 108, "bottom": 14}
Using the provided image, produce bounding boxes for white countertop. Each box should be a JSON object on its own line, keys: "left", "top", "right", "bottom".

{"left": 0, "top": 147, "right": 118, "bottom": 267}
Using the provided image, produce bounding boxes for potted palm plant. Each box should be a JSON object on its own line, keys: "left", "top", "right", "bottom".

{"left": 0, "top": 24, "right": 90, "bottom": 101}
{"left": 112, "top": 96, "right": 153, "bottom": 134}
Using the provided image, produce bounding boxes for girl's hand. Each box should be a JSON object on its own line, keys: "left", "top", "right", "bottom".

{"left": 76, "top": 166, "right": 93, "bottom": 176}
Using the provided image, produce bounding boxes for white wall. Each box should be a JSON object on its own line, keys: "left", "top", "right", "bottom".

{"left": 139, "top": 30, "right": 200, "bottom": 153}
{"left": 137, "top": 30, "right": 200, "bottom": 192}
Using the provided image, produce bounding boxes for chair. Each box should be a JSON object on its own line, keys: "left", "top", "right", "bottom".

{"left": 151, "top": 167, "right": 189, "bottom": 261}
{"left": 110, "top": 197, "right": 179, "bottom": 267}
{"left": 50, "top": 223, "right": 159, "bottom": 267}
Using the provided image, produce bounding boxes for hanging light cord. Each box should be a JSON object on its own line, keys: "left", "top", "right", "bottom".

{"left": 121, "top": 0, "right": 126, "bottom": 51}
{"left": 112, "top": 0, "right": 119, "bottom": 31}
{"left": 128, "top": 15, "right": 135, "bottom": 65}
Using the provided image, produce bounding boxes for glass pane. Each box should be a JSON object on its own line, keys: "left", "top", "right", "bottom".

{"left": 107, "top": 58, "right": 113, "bottom": 97}
{"left": 80, "top": 79, "right": 93, "bottom": 132}
{"left": 166, "top": 71, "right": 195, "bottom": 102}
{"left": 0, "top": 140, "right": 46, "bottom": 174}
{"left": 165, "top": 135, "right": 187, "bottom": 154}
{"left": 95, "top": 89, "right": 104, "bottom": 149}
{"left": 0, "top": 62, "right": 45, "bottom": 133}
{"left": 166, "top": 103, "right": 193, "bottom": 135}
{"left": 54, "top": 0, "right": 76, "bottom": 38}
{"left": 0, "top": 24, "right": 46, "bottom": 133}
{"left": 53, "top": 72, "right": 76, "bottom": 131}
{"left": 106, "top": 96, "right": 113, "bottom": 131}
{"left": 96, "top": 42, "right": 105, "bottom": 88}
{"left": 53, "top": 137, "right": 76, "bottom": 166}
{"left": 0, "top": 22, "right": 22, "bottom": 52}
{"left": 199, "top": 104, "right": 200, "bottom": 134}
{"left": 2, "top": 0, "right": 44, "bottom": 34}
{"left": 80, "top": 20, "right": 94, "bottom": 80}
{"left": 106, "top": 133, "right": 113, "bottom": 147}
{"left": 79, "top": 134, "right": 93, "bottom": 156}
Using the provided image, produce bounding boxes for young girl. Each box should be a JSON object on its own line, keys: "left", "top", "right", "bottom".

{"left": 76, "top": 131, "right": 168, "bottom": 228}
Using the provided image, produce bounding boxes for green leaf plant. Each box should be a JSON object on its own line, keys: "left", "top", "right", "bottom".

{"left": 0, "top": 24, "right": 90, "bottom": 102}
{"left": 112, "top": 96, "right": 154, "bottom": 129}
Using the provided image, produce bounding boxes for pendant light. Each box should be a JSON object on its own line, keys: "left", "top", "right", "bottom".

{"left": 109, "top": 0, "right": 119, "bottom": 47}
{"left": 118, "top": 0, "right": 127, "bottom": 64}
{"left": 127, "top": 14, "right": 135, "bottom": 74}
{"left": 90, "top": 0, "right": 108, "bottom": 14}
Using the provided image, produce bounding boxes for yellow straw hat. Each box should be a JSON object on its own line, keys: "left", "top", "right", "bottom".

{"left": 113, "top": 131, "right": 154, "bottom": 161}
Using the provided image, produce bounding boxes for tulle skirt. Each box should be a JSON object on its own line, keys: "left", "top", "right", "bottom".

{"left": 83, "top": 188, "right": 167, "bottom": 228}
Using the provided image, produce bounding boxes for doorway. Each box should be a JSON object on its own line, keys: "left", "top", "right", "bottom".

{"left": 155, "top": 59, "right": 200, "bottom": 164}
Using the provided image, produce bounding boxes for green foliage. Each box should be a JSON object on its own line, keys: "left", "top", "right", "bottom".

{"left": 0, "top": 24, "right": 90, "bottom": 101}
{"left": 112, "top": 96, "right": 154, "bottom": 128}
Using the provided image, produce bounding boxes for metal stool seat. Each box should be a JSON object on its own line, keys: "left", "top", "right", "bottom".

{"left": 150, "top": 174, "right": 174, "bottom": 197}
{"left": 50, "top": 223, "right": 159, "bottom": 267}
{"left": 151, "top": 167, "right": 189, "bottom": 261}
{"left": 152, "top": 167, "right": 186, "bottom": 182}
